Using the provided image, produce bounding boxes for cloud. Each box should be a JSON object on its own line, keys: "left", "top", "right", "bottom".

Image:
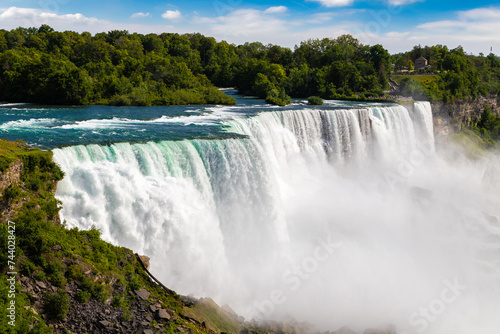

{"left": 130, "top": 12, "right": 151, "bottom": 19}
{"left": 387, "top": 0, "right": 421, "bottom": 5}
{"left": 310, "top": 0, "right": 420, "bottom": 7}
{"left": 161, "top": 10, "right": 182, "bottom": 22}
{"left": 458, "top": 7, "right": 500, "bottom": 20}
{"left": 366, "top": 6, "right": 500, "bottom": 54}
{"left": 192, "top": 8, "right": 289, "bottom": 40}
{"left": 264, "top": 6, "right": 288, "bottom": 14}
{"left": 308, "top": 0, "right": 354, "bottom": 7}
{"left": 0, "top": 7, "right": 180, "bottom": 35}
{"left": 0, "top": 6, "right": 99, "bottom": 27}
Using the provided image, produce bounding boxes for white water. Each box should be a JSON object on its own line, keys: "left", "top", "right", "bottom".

{"left": 53, "top": 102, "right": 500, "bottom": 333}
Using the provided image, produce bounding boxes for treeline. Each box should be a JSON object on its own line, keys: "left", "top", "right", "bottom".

{"left": 0, "top": 26, "right": 392, "bottom": 106}
{"left": 0, "top": 26, "right": 235, "bottom": 106}
{"left": 393, "top": 45, "right": 500, "bottom": 103}
{"left": 2, "top": 26, "right": 499, "bottom": 106}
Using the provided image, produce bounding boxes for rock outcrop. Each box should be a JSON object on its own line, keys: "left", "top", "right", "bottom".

{"left": 431, "top": 96, "right": 500, "bottom": 138}
{"left": 0, "top": 160, "right": 23, "bottom": 193}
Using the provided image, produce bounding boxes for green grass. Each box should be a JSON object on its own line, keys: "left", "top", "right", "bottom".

{"left": 183, "top": 298, "right": 241, "bottom": 333}
{"left": 392, "top": 74, "right": 438, "bottom": 86}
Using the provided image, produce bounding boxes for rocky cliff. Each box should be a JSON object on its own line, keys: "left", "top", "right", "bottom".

{"left": 430, "top": 96, "right": 500, "bottom": 139}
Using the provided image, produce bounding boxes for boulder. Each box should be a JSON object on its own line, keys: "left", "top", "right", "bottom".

{"left": 138, "top": 255, "right": 150, "bottom": 269}
{"left": 135, "top": 288, "right": 150, "bottom": 301}
{"left": 157, "top": 308, "right": 171, "bottom": 320}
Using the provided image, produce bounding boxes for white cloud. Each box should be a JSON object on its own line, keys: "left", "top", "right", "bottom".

{"left": 0, "top": 7, "right": 180, "bottom": 35}
{"left": 367, "top": 6, "right": 500, "bottom": 54}
{"left": 308, "top": 0, "right": 354, "bottom": 7}
{"left": 161, "top": 10, "right": 182, "bottom": 22}
{"left": 0, "top": 6, "right": 99, "bottom": 28}
{"left": 310, "top": 0, "right": 421, "bottom": 7}
{"left": 387, "top": 0, "right": 421, "bottom": 5}
{"left": 458, "top": 7, "right": 500, "bottom": 20}
{"left": 190, "top": 7, "right": 361, "bottom": 47}
{"left": 307, "top": 12, "right": 337, "bottom": 24}
{"left": 264, "top": 6, "right": 288, "bottom": 14}
{"left": 130, "top": 12, "right": 151, "bottom": 19}
{"left": 192, "top": 8, "right": 289, "bottom": 40}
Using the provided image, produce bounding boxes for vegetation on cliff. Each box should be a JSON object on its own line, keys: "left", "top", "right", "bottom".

{"left": 470, "top": 105, "right": 500, "bottom": 147}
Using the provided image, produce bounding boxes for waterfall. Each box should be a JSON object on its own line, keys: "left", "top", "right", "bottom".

{"left": 53, "top": 102, "right": 500, "bottom": 333}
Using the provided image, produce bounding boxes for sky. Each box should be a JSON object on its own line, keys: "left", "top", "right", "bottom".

{"left": 0, "top": 0, "right": 500, "bottom": 54}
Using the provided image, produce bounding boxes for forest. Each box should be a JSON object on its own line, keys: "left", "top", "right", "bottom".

{"left": 0, "top": 25, "right": 499, "bottom": 107}
{"left": 0, "top": 25, "right": 392, "bottom": 106}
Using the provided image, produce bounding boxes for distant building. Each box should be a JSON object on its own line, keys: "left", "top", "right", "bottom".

{"left": 415, "top": 56, "right": 428, "bottom": 70}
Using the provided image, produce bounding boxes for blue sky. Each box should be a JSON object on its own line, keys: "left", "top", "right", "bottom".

{"left": 1, "top": 0, "right": 500, "bottom": 54}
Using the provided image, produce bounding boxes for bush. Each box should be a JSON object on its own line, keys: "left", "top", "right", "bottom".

{"left": 128, "top": 275, "right": 142, "bottom": 291}
{"left": 43, "top": 289, "right": 69, "bottom": 321}
{"left": 307, "top": 96, "right": 323, "bottom": 105}
{"left": 0, "top": 156, "right": 12, "bottom": 172}
{"left": 49, "top": 273, "right": 67, "bottom": 287}
{"left": 2, "top": 185, "right": 22, "bottom": 203}
{"left": 111, "top": 295, "right": 126, "bottom": 309}
{"left": 20, "top": 259, "right": 36, "bottom": 276}
{"left": 399, "top": 77, "right": 428, "bottom": 100}
{"left": 75, "top": 290, "right": 91, "bottom": 304}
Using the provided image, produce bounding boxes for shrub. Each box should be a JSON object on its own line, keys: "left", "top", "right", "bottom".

{"left": 307, "top": 96, "right": 323, "bottom": 105}
{"left": 34, "top": 270, "right": 46, "bottom": 281}
{"left": 43, "top": 289, "right": 69, "bottom": 321}
{"left": 128, "top": 275, "right": 142, "bottom": 291}
{"left": 2, "top": 185, "right": 22, "bottom": 203}
{"left": 49, "top": 273, "right": 67, "bottom": 287}
{"left": 0, "top": 156, "right": 12, "bottom": 172}
{"left": 111, "top": 295, "right": 126, "bottom": 309}
{"left": 20, "top": 259, "right": 37, "bottom": 276}
{"left": 75, "top": 290, "right": 91, "bottom": 304}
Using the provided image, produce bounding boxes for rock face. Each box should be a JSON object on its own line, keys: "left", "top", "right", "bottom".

{"left": 19, "top": 272, "right": 177, "bottom": 334}
{"left": 138, "top": 255, "right": 151, "bottom": 269}
{"left": 431, "top": 96, "right": 500, "bottom": 138}
{"left": 0, "top": 160, "right": 23, "bottom": 221}
{"left": 0, "top": 160, "right": 23, "bottom": 193}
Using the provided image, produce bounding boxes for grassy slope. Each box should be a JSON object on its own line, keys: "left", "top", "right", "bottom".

{"left": 392, "top": 74, "right": 437, "bottom": 85}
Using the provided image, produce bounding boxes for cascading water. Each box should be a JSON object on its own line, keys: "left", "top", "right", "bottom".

{"left": 53, "top": 102, "right": 500, "bottom": 333}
